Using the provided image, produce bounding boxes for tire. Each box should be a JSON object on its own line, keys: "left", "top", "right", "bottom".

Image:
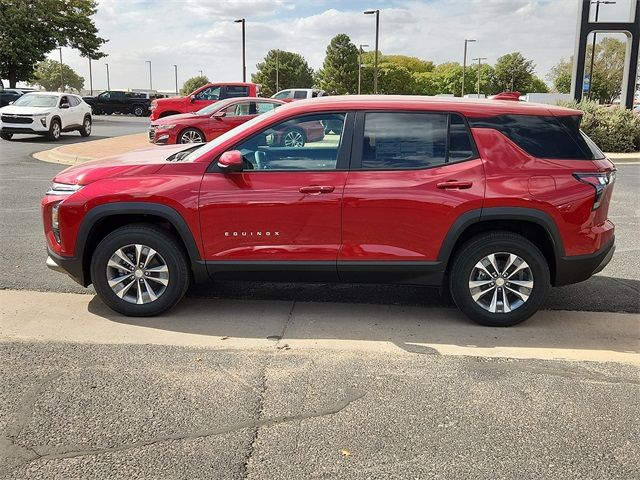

{"left": 281, "top": 128, "right": 306, "bottom": 147}
{"left": 449, "top": 231, "right": 550, "bottom": 327}
{"left": 80, "top": 116, "right": 92, "bottom": 137}
{"left": 47, "top": 119, "right": 61, "bottom": 141}
{"left": 0, "top": 133, "right": 12, "bottom": 140}
{"left": 177, "top": 128, "right": 205, "bottom": 144}
{"left": 133, "top": 105, "right": 146, "bottom": 117}
{"left": 90, "top": 224, "right": 190, "bottom": 316}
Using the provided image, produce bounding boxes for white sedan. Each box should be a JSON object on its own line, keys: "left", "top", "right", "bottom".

{"left": 0, "top": 91, "right": 92, "bottom": 141}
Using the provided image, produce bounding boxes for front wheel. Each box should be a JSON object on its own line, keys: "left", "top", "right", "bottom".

{"left": 90, "top": 225, "right": 190, "bottom": 316}
{"left": 177, "top": 128, "right": 204, "bottom": 144}
{"left": 282, "top": 128, "right": 306, "bottom": 147}
{"left": 449, "top": 232, "right": 549, "bottom": 326}
{"left": 133, "top": 105, "right": 146, "bottom": 117}
{"left": 48, "top": 119, "right": 61, "bottom": 141}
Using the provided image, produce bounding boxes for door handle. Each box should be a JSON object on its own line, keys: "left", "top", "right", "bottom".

{"left": 299, "top": 185, "right": 335, "bottom": 194}
{"left": 436, "top": 180, "right": 473, "bottom": 190}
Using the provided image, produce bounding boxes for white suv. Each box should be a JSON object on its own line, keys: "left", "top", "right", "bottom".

{"left": 271, "top": 88, "right": 328, "bottom": 102}
{"left": 0, "top": 91, "right": 92, "bottom": 141}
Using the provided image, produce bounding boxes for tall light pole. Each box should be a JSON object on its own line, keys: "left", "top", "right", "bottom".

{"left": 461, "top": 39, "right": 476, "bottom": 97}
{"left": 472, "top": 57, "right": 487, "bottom": 97}
{"left": 364, "top": 10, "right": 379, "bottom": 94}
{"left": 587, "top": 0, "right": 616, "bottom": 100}
{"left": 173, "top": 64, "right": 178, "bottom": 95}
{"left": 199, "top": 70, "right": 203, "bottom": 77}
{"left": 88, "top": 58, "right": 93, "bottom": 95}
{"left": 234, "top": 18, "right": 246, "bottom": 82}
{"left": 58, "top": 47, "right": 64, "bottom": 92}
{"left": 105, "top": 63, "right": 110, "bottom": 90}
{"left": 145, "top": 60, "right": 153, "bottom": 90}
{"left": 358, "top": 44, "right": 369, "bottom": 95}
{"left": 275, "top": 49, "right": 280, "bottom": 92}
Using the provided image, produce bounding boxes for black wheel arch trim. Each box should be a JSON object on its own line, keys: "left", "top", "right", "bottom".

{"left": 437, "top": 206, "right": 565, "bottom": 264}
{"left": 75, "top": 202, "right": 207, "bottom": 285}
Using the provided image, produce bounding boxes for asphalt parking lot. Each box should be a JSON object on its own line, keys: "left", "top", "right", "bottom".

{"left": 0, "top": 116, "right": 638, "bottom": 479}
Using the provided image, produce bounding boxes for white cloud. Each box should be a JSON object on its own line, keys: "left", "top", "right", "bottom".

{"left": 41, "top": 0, "right": 638, "bottom": 93}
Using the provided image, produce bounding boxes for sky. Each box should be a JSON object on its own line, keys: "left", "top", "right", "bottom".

{"left": 45, "top": 0, "right": 637, "bottom": 93}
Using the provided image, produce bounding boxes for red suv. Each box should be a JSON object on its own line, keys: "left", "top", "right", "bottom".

{"left": 149, "top": 82, "right": 259, "bottom": 121}
{"left": 42, "top": 96, "right": 616, "bottom": 326}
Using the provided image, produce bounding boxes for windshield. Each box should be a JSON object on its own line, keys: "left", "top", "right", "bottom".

{"left": 12, "top": 94, "right": 58, "bottom": 108}
{"left": 183, "top": 107, "right": 279, "bottom": 162}
{"left": 195, "top": 100, "right": 225, "bottom": 116}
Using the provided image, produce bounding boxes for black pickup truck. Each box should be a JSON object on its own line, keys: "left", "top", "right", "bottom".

{"left": 82, "top": 91, "right": 152, "bottom": 116}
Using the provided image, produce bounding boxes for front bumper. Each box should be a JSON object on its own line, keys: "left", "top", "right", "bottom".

{"left": 46, "top": 248, "right": 88, "bottom": 287}
{"left": 148, "top": 128, "right": 172, "bottom": 144}
{"left": 554, "top": 237, "right": 615, "bottom": 286}
{"left": 1, "top": 126, "right": 48, "bottom": 135}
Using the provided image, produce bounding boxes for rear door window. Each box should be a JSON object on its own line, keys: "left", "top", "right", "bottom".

{"left": 293, "top": 90, "right": 308, "bottom": 99}
{"left": 223, "top": 86, "right": 249, "bottom": 99}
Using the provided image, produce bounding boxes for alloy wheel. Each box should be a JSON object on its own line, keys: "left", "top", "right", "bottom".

{"left": 106, "top": 244, "right": 169, "bottom": 304}
{"left": 180, "top": 130, "right": 203, "bottom": 143}
{"left": 84, "top": 119, "right": 91, "bottom": 134}
{"left": 468, "top": 252, "right": 533, "bottom": 313}
{"left": 51, "top": 122, "right": 61, "bottom": 139}
{"left": 283, "top": 130, "right": 304, "bottom": 147}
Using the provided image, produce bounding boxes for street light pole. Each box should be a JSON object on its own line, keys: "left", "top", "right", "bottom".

{"left": 364, "top": 10, "right": 380, "bottom": 94}
{"left": 472, "top": 57, "right": 487, "bottom": 97}
{"left": 462, "top": 39, "right": 476, "bottom": 97}
{"left": 88, "top": 58, "right": 93, "bottom": 95}
{"left": 58, "top": 47, "right": 64, "bottom": 92}
{"left": 358, "top": 44, "right": 369, "bottom": 95}
{"left": 199, "top": 70, "right": 203, "bottom": 77}
{"left": 146, "top": 60, "right": 152, "bottom": 90}
{"left": 173, "top": 64, "right": 178, "bottom": 95}
{"left": 587, "top": 0, "right": 616, "bottom": 100}
{"left": 105, "top": 63, "right": 110, "bottom": 90}
{"left": 234, "top": 18, "right": 246, "bottom": 82}
{"left": 275, "top": 49, "right": 279, "bottom": 92}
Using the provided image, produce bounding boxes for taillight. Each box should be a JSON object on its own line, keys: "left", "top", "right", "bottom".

{"left": 573, "top": 171, "right": 615, "bottom": 210}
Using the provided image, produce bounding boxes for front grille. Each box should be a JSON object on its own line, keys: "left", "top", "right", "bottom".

{"left": 148, "top": 128, "right": 156, "bottom": 141}
{"left": 1, "top": 115, "right": 33, "bottom": 124}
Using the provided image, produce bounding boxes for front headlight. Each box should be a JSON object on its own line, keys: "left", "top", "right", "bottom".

{"left": 46, "top": 182, "right": 83, "bottom": 196}
{"left": 52, "top": 203, "right": 61, "bottom": 243}
{"left": 156, "top": 124, "right": 176, "bottom": 131}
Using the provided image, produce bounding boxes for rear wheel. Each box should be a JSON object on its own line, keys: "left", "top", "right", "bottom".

{"left": 133, "top": 104, "right": 146, "bottom": 117}
{"left": 178, "top": 128, "right": 204, "bottom": 144}
{"left": 0, "top": 133, "right": 12, "bottom": 140}
{"left": 48, "top": 119, "right": 61, "bottom": 140}
{"left": 80, "top": 116, "right": 92, "bottom": 137}
{"left": 449, "top": 231, "right": 549, "bottom": 326}
{"left": 282, "top": 128, "right": 306, "bottom": 147}
{"left": 90, "top": 225, "right": 190, "bottom": 316}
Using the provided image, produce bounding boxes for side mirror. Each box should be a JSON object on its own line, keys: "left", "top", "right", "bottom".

{"left": 190, "top": 96, "right": 196, "bottom": 103}
{"left": 8, "top": 101, "right": 13, "bottom": 105}
{"left": 212, "top": 111, "right": 226, "bottom": 119}
{"left": 217, "top": 150, "right": 243, "bottom": 172}
{"left": 60, "top": 103, "right": 70, "bottom": 109}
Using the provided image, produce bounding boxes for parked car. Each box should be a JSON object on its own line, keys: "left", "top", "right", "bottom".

{"left": 149, "top": 97, "right": 284, "bottom": 144}
{"left": 0, "top": 88, "right": 25, "bottom": 107}
{"left": 1, "top": 92, "right": 92, "bottom": 140}
{"left": 271, "top": 88, "right": 328, "bottom": 102}
{"left": 42, "top": 96, "right": 616, "bottom": 326}
{"left": 83, "top": 91, "right": 151, "bottom": 116}
{"left": 149, "top": 82, "right": 259, "bottom": 121}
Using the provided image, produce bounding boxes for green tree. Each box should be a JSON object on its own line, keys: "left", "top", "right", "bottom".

{"left": 315, "top": 34, "right": 358, "bottom": 94}
{"left": 251, "top": 50, "right": 314, "bottom": 97}
{"left": 434, "top": 62, "right": 464, "bottom": 95}
{"left": 528, "top": 76, "right": 549, "bottom": 93}
{"left": 33, "top": 59, "right": 84, "bottom": 92}
{"left": 412, "top": 71, "right": 440, "bottom": 96}
{"left": 493, "top": 52, "right": 535, "bottom": 92}
{"left": 0, "top": 0, "right": 107, "bottom": 87}
{"left": 180, "top": 75, "right": 209, "bottom": 96}
{"left": 547, "top": 58, "right": 572, "bottom": 93}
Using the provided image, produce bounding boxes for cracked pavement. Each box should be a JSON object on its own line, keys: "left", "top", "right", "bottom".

{"left": 0, "top": 341, "right": 638, "bottom": 479}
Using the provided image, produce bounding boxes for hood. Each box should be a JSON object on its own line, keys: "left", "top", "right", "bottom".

{"left": 0, "top": 105, "right": 53, "bottom": 115}
{"left": 152, "top": 112, "right": 204, "bottom": 124}
{"left": 54, "top": 144, "right": 194, "bottom": 185}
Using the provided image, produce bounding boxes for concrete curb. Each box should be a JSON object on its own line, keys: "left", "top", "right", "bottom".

{"left": 32, "top": 147, "right": 95, "bottom": 166}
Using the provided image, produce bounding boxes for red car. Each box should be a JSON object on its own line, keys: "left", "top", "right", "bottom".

{"left": 149, "top": 82, "right": 259, "bottom": 121}
{"left": 149, "top": 97, "right": 325, "bottom": 145}
{"left": 43, "top": 96, "right": 616, "bottom": 326}
{"left": 149, "top": 97, "right": 284, "bottom": 144}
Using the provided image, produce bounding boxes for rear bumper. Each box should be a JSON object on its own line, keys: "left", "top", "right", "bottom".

{"left": 554, "top": 237, "right": 615, "bottom": 286}
{"left": 46, "top": 249, "right": 88, "bottom": 287}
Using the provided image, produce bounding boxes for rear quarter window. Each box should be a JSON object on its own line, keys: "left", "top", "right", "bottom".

{"left": 468, "top": 114, "right": 600, "bottom": 160}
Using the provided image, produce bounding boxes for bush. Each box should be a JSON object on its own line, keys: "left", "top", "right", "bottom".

{"left": 557, "top": 100, "right": 640, "bottom": 152}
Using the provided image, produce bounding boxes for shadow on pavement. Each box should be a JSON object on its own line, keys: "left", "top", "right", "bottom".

{"left": 86, "top": 274, "right": 639, "bottom": 357}
{"left": 6, "top": 135, "right": 111, "bottom": 145}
